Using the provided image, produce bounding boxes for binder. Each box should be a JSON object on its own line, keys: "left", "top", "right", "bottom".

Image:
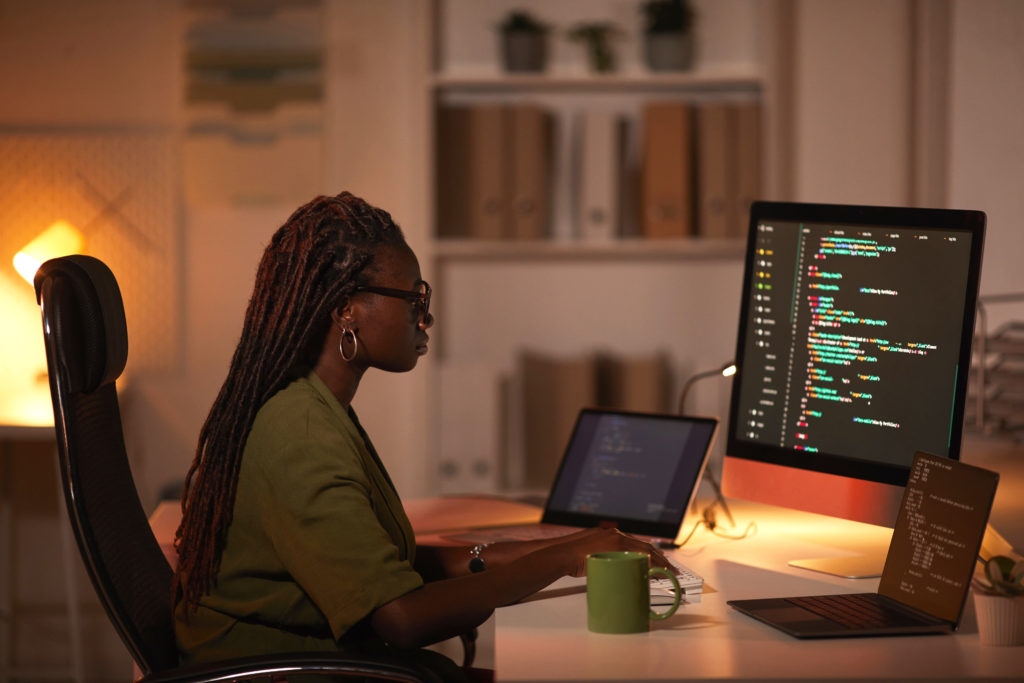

{"left": 435, "top": 105, "right": 474, "bottom": 238}
{"left": 596, "top": 352, "right": 672, "bottom": 413}
{"left": 509, "top": 105, "right": 554, "bottom": 240}
{"left": 577, "top": 109, "right": 625, "bottom": 241}
{"left": 468, "top": 105, "right": 509, "bottom": 239}
{"left": 520, "top": 351, "right": 597, "bottom": 491}
{"left": 733, "top": 100, "right": 762, "bottom": 237}
{"left": 641, "top": 102, "right": 693, "bottom": 238}
{"left": 435, "top": 104, "right": 509, "bottom": 239}
{"left": 437, "top": 362, "right": 502, "bottom": 493}
{"left": 694, "top": 100, "right": 734, "bottom": 238}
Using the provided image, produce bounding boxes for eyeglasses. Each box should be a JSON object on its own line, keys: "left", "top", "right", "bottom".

{"left": 356, "top": 280, "right": 431, "bottom": 320}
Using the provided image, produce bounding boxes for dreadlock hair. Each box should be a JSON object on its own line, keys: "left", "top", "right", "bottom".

{"left": 173, "top": 191, "right": 406, "bottom": 612}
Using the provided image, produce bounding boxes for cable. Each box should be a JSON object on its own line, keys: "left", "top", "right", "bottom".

{"left": 658, "top": 515, "right": 757, "bottom": 549}
{"left": 709, "top": 520, "right": 758, "bottom": 542}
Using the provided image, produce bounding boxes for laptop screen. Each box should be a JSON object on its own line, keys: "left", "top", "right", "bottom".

{"left": 878, "top": 451, "right": 999, "bottom": 623}
{"left": 541, "top": 409, "right": 718, "bottom": 539}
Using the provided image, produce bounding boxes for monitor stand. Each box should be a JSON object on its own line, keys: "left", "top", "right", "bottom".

{"left": 788, "top": 546, "right": 887, "bottom": 579}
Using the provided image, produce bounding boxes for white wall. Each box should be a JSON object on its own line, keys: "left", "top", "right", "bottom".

{"left": 319, "top": 0, "right": 434, "bottom": 499}
{"left": 949, "top": 0, "right": 1024, "bottom": 307}
{"left": 0, "top": 1, "right": 180, "bottom": 126}
{"left": 792, "top": 0, "right": 914, "bottom": 205}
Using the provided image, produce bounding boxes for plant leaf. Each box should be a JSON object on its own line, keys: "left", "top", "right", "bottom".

{"left": 1011, "top": 559, "right": 1024, "bottom": 585}
{"left": 988, "top": 555, "right": 1015, "bottom": 583}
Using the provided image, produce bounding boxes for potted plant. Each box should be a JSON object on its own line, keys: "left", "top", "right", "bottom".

{"left": 972, "top": 555, "right": 1024, "bottom": 646}
{"left": 498, "top": 10, "right": 550, "bottom": 73}
{"left": 640, "top": 0, "right": 696, "bottom": 72}
{"left": 567, "top": 22, "right": 623, "bottom": 74}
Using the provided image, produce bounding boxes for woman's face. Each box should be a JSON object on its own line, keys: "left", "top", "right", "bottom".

{"left": 352, "top": 243, "right": 433, "bottom": 373}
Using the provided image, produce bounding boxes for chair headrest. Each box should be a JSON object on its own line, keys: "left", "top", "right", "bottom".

{"left": 34, "top": 255, "right": 128, "bottom": 393}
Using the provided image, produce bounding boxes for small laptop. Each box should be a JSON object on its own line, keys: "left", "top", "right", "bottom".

{"left": 728, "top": 451, "right": 999, "bottom": 638}
{"left": 448, "top": 408, "right": 718, "bottom": 591}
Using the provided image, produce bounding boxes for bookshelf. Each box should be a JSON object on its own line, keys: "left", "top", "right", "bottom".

{"left": 431, "top": 74, "right": 763, "bottom": 244}
{"left": 426, "top": 0, "right": 778, "bottom": 494}
{"left": 434, "top": 237, "right": 745, "bottom": 263}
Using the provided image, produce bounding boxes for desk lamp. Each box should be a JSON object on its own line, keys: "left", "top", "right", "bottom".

{"left": 2, "top": 220, "right": 85, "bottom": 426}
{"left": 13, "top": 220, "right": 84, "bottom": 284}
{"left": 678, "top": 360, "right": 736, "bottom": 528}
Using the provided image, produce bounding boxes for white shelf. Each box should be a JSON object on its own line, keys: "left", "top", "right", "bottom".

{"left": 434, "top": 237, "right": 746, "bottom": 263}
{"left": 431, "top": 69, "right": 762, "bottom": 94}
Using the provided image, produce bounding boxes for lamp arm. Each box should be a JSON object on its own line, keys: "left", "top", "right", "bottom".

{"left": 677, "top": 368, "right": 722, "bottom": 414}
{"left": 678, "top": 360, "right": 738, "bottom": 528}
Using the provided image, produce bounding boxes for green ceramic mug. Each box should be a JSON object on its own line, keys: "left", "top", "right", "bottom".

{"left": 586, "top": 551, "right": 681, "bottom": 633}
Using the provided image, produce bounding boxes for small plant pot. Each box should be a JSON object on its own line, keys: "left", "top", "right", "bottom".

{"left": 973, "top": 592, "right": 1024, "bottom": 646}
{"left": 644, "top": 31, "right": 694, "bottom": 72}
{"left": 501, "top": 31, "right": 548, "bottom": 73}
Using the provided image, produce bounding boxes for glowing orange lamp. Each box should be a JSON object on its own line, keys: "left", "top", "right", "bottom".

{"left": 1, "top": 220, "right": 85, "bottom": 426}
{"left": 13, "top": 220, "right": 85, "bottom": 284}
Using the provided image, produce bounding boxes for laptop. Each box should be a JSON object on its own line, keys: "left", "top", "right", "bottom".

{"left": 728, "top": 451, "right": 999, "bottom": 638}
{"left": 448, "top": 408, "right": 718, "bottom": 590}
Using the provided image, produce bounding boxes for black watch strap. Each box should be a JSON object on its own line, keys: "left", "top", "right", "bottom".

{"left": 469, "top": 543, "right": 488, "bottom": 573}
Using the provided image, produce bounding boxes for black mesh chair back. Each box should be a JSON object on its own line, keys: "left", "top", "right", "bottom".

{"left": 35, "top": 255, "right": 177, "bottom": 673}
{"left": 34, "top": 255, "right": 450, "bottom": 682}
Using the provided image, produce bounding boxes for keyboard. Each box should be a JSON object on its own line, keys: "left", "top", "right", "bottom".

{"left": 785, "top": 593, "right": 936, "bottom": 629}
{"left": 650, "top": 554, "right": 704, "bottom": 595}
{"left": 444, "top": 525, "right": 704, "bottom": 593}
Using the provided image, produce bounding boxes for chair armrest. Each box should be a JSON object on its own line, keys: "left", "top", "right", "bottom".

{"left": 138, "top": 651, "right": 452, "bottom": 683}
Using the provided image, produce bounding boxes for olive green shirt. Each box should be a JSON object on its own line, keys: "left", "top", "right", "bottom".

{"left": 176, "top": 372, "right": 424, "bottom": 663}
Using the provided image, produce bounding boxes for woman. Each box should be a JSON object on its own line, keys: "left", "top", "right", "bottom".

{"left": 173, "top": 192, "right": 668, "bottom": 671}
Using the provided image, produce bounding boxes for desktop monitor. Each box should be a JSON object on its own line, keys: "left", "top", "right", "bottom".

{"left": 723, "top": 201, "right": 986, "bottom": 577}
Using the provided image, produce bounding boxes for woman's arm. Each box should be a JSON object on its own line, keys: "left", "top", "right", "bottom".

{"left": 414, "top": 527, "right": 674, "bottom": 580}
{"left": 414, "top": 535, "right": 578, "bottom": 581}
{"left": 373, "top": 528, "right": 667, "bottom": 649}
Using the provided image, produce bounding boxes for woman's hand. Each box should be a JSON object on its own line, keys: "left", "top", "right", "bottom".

{"left": 374, "top": 527, "right": 674, "bottom": 646}
{"left": 551, "top": 527, "right": 673, "bottom": 577}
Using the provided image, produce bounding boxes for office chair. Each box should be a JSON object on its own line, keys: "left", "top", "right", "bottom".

{"left": 33, "top": 255, "right": 458, "bottom": 682}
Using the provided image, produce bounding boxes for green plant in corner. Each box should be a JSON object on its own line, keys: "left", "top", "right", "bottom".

{"left": 641, "top": 0, "right": 695, "bottom": 35}
{"left": 639, "top": 0, "right": 696, "bottom": 72}
{"left": 973, "top": 555, "right": 1024, "bottom": 596}
{"left": 498, "top": 10, "right": 548, "bottom": 35}
{"left": 497, "top": 10, "right": 550, "bottom": 73}
{"left": 567, "top": 22, "right": 623, "bottom": 73}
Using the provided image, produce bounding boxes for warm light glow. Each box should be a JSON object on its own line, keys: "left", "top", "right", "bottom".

{"left": 722, "top": 364, "right": 737, "bottom": 377}
{"left": 13, "top": 220, "right": 85, "bottom": 284}
{"left": 0, "top": 384, "right": 54, "bottom": 427}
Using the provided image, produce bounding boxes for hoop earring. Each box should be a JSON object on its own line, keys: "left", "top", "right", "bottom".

{"left": 339, "top": 327, "right": 359, "bottom": 362}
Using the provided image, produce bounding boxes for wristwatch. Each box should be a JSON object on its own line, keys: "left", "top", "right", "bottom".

{"left": 469, "top": 543, "right": 488, "bottom": 573}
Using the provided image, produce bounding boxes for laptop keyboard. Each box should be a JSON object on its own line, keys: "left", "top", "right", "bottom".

{"left": 786, "top": 593, "right": 930, "bottom": 629}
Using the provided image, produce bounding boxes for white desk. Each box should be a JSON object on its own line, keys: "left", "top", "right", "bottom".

{"left": 148, "top": 443, "right": 1024, "bottom": 680}
{"left": 494, "top": 445, "right": 1024, "bottom": 682}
